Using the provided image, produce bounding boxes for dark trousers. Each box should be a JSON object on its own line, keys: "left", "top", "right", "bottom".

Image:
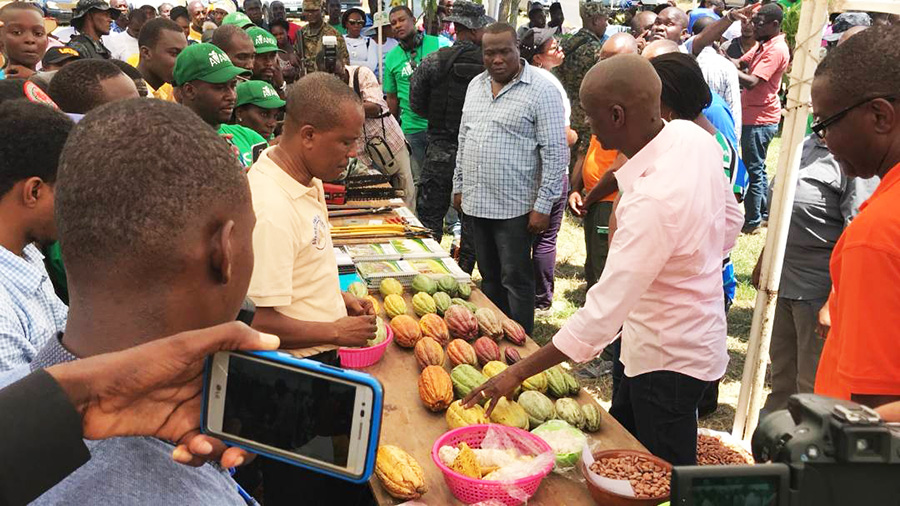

{"left": 609, "top": 369, "right": 709, "bottom": 465}
{"left": 532, "top": 181, "right": 568, "bottom": 309}
{"left": 416, "top": 150, "right": 475, "bottom": 272}
{"left": 741, "top": 123, "right": 778, "bottom": 228}
{"left": 584, "top": 200, "right": 613, "bottom": 287}
{"left": 471, "top": 214, "right": 535, "bottom": 335}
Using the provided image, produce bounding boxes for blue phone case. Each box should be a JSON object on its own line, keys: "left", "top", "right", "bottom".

{"left": 201, "top": 350, "right": 383, "bottom": 484}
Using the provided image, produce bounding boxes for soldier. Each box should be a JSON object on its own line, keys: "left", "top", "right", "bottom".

{"left": 554, "top": 1, "right": 610, "bottom": 166}
{"left": 67, "top": 0, "right": 116, "bottom": 59}
{"left": 408, "top": 0, "right": 491, "bottom": 273}
{"left": 294, "top": 0, "right": 349, "bottom": 75}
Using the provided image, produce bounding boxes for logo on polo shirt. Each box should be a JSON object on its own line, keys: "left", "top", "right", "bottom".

{"left": 208, "top": 50, "right": 231, "bottom": 67}
{"left": 312, "top": 214, "right": 327, "bottom": 250}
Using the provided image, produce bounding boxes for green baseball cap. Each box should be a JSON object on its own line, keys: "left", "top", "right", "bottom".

{"left": 247, "top": 26, "right": 281, "bottom": 54}
{"left": 173, "top": 43, "right": 251, "bottom": 87}
{"left": 222, "top": 12, "right": 254, "bottom": 29}
{"left": 236, "top": 80, "right": 286, "bottom": 109}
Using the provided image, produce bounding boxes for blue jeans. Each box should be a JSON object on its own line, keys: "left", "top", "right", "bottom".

{"left": 405, "top": 130, "right": 427, "bottom": 185}
{"left": 471, "top": 214, "right": 535, "bottom": 335}
{"left": 741, "top": 123, "right": 778, "bottom": 228}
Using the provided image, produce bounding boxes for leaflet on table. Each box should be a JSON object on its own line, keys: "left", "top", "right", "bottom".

{"left": 356, "top": 257, "right": 471, "bottom": 287}
{"left": 343, "top": 238, "right": 448, "bottom": 262}
{"left": 333, "top": 247, "right": 356, "bottom": 275}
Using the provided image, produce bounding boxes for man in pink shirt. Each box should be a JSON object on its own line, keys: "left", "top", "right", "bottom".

{"left": 464, "top": 54, "right": 743, "bottom": 466}
{"left": 738, "top": 3, "right": 790, "bottom": 233}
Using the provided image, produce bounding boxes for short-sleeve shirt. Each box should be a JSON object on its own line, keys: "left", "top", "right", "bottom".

{"left": 815, "top": 163, "right": 900, "bottom": 400}
{"left": 582, "top": 136, "right": 619, "bottom": 201}
{"left": 247, "top": 148, "right": 347, "bottom": 357}
{"left": 382, "top": 34, "right": 447, "bottom": 134}
{"left": 740, "top": 33, "right": 790, "bottom": 125}
{"left": 218, "top": 124, "right": 268, "bottom": 169}
{"left": 778, "top": 136, "right": 877, "bottom": 300}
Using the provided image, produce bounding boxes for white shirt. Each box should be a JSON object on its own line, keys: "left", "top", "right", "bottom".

{"left": 534, "top": 67, "right": 571, "bottom": 127}
{"left": 344, "top": 35, "right": 379, "bottom": 73}
{"left": 696, "top": 45, "right": 742, "bottom": 143}
{"left": 104, "top": 30, "right": 139, "bottom": 62}
{"left": 552, "top": 120, "right": 743, "bottom": 381}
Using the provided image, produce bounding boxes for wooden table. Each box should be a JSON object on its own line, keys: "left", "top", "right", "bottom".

{"left": 363, "top": 290, "right": 646, "bottom": 505}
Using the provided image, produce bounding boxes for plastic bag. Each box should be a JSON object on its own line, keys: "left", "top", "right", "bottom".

{"left": 531, "top": 420, "right": 589, "bottom": 471}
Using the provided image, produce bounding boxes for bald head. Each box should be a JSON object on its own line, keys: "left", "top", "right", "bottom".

{"left": 838, "top": 25, "right": 867, "bottom": 45}
{"left": 580, "top": 54, "right": 662, "bottom": 157}
{"left": 650, "top": 7, "right": 688, "bottom": 42}
{"left": 642, "top": 39, "right": 679, "bottom": 59}
{"left": 601, "top": 32, "right": 639, "bottom": 59}
{"left": 630, "top": 10, "right": 656, "bottom": 36}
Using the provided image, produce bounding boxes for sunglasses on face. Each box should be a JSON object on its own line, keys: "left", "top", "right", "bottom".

{"left": 811, "top": 94, "right": 896, "bottom": 139}
{"left": 347, "top": 19, "right": 365, "bottom": 25}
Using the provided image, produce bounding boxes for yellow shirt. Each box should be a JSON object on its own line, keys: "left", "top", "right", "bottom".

{"left": 126, "top": 54, "right": 176, "bottom": 102}
{"left": 189, "top": 26, "right": 203, "bottom": 42}
{"left": 247, "top": 147, "right": 346, "bottom": 357}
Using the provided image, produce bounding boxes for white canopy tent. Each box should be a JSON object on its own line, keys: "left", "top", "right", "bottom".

{"left": 732, "top": 0, "right": 900, "bottom": 441}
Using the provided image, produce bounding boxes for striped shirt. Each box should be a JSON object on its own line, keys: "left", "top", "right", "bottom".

{"left": 0, "top": 244, "right": 68, "bottom": 371}
{"left": 453, "top": 61, "right": 569, "bottom": 219}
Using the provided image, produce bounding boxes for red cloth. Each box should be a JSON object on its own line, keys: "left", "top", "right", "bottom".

{"left": 287, "top": 21, "right": 302, "bottom": 44}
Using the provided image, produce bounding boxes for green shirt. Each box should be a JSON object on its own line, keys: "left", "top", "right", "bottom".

{"left": 330, "top": 22, "right": 347, "bottom": 35}
{"left": 218, "top": 124, "right": 268, "bottom": 168}
{"left": 383, "top": 34, "right": 447, "bottom": 134}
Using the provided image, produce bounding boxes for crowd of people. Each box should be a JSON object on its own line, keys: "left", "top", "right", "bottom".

{"left": 0, "top": 0, "right": 899, "bottom": 503}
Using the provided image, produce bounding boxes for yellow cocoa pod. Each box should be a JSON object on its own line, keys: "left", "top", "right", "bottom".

{"left": 375, "top": 445, "right": 427, "bottom": 500}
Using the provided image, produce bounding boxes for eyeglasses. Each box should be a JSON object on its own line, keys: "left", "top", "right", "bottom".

{"left": 810, "top": 94, "right": 896, "bottom": 139}
{"left": 347, "top": 19, "right": 365, "bottom": 26}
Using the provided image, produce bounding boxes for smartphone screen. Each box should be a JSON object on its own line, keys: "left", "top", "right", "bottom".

{"left": 206, "top": 352, "right": 375, "bottom": 478}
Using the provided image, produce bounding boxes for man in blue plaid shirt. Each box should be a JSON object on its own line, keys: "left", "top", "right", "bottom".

{"left": 0, "top": 101, "right": 72, "bottom": 371}
{"left": 452, "top": 23, "right": 568, "bottom": 334}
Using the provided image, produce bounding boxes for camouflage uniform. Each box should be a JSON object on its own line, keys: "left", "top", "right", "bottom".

{"left": 294, "top": 22, "right": 349, "bottom": 74}
{"left": 553, "top": 2, "right": 609, "bottom": 158}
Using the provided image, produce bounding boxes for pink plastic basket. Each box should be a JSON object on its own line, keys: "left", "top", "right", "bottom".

{"left": 338, "top": 324, "right": 393, "bottom": 368}
{"left": 431, "top": 424, "right": 555, "bottom": 505}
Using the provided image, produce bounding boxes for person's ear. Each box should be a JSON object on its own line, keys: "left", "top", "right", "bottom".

{"left": 20, "top": 177, "right": 46, "bottom": 208}
{"left": 299, "top": 123, "right": 317, "bottom": 147}
{"left": 679, "top": 27, "right": 688, "bottom": 41}
{"left": 139, "top": 44, "right": 151, "bottom": 60}
{"left": 611, "top": 104, "right": 625, "bottom": 128}
{"left": 870, "top": 98, "right": 897, "bottom": 135}
{"left": 210, "top": 219, "right": 236, "bottom": 285}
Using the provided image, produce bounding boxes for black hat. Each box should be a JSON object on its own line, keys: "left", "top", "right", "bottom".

{"left": 528, "top": 1, "right": 544, "bottom": 14}
{"left": 72, "top": 0, "right": 116, "bottom": 20}
{"left": 444, "top": 0, "right": 494, "bottom": 29}
{"left": 41, "top": 47, "right": 83, "bottom": 67}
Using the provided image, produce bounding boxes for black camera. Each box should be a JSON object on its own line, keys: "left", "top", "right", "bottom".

{"left": 323, "top": 35, "right": 338, "bottom": 74}
{"left": 671, "top": 394, "right": 900, "bottom": 506}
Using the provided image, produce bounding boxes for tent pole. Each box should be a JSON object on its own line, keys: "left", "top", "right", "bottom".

{"left": 731, "top": 0, "right": 829, "bottom": 441}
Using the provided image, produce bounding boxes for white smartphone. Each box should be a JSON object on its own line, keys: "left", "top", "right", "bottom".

{"left": 203, "top": 351, "right": 383, "bottom": 482}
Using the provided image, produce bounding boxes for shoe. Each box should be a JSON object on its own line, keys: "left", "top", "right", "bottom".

{"left": 534, "top": 306, "right": 554, "bottom": 318}
{"left": 741, "top": 224, "right": 761, "bottom": 235}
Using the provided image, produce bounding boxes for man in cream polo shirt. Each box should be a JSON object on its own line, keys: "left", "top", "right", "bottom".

{"left": 247, "top": 72, "right": 376, "bottom": 360}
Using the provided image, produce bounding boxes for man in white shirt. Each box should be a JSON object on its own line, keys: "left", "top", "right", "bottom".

{"left": 104, "top": 5, "right": 157, "bottom": 61}
{"left": 465, "top": 54, "right": 743, "bottom": 466}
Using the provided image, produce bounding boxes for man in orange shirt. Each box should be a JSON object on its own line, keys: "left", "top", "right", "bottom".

{"left": 569, "top": 137, "right": 627, "bottom": 286}
{"left": 811, "top": 25, "right": 900, "bottom": 408}
{"left": 568, "top": 33, "right": 635, "bottom": 286}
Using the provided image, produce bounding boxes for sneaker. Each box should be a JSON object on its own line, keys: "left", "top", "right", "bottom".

{"left": 534, "top": 306, "right": 554, "bottom": 318}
